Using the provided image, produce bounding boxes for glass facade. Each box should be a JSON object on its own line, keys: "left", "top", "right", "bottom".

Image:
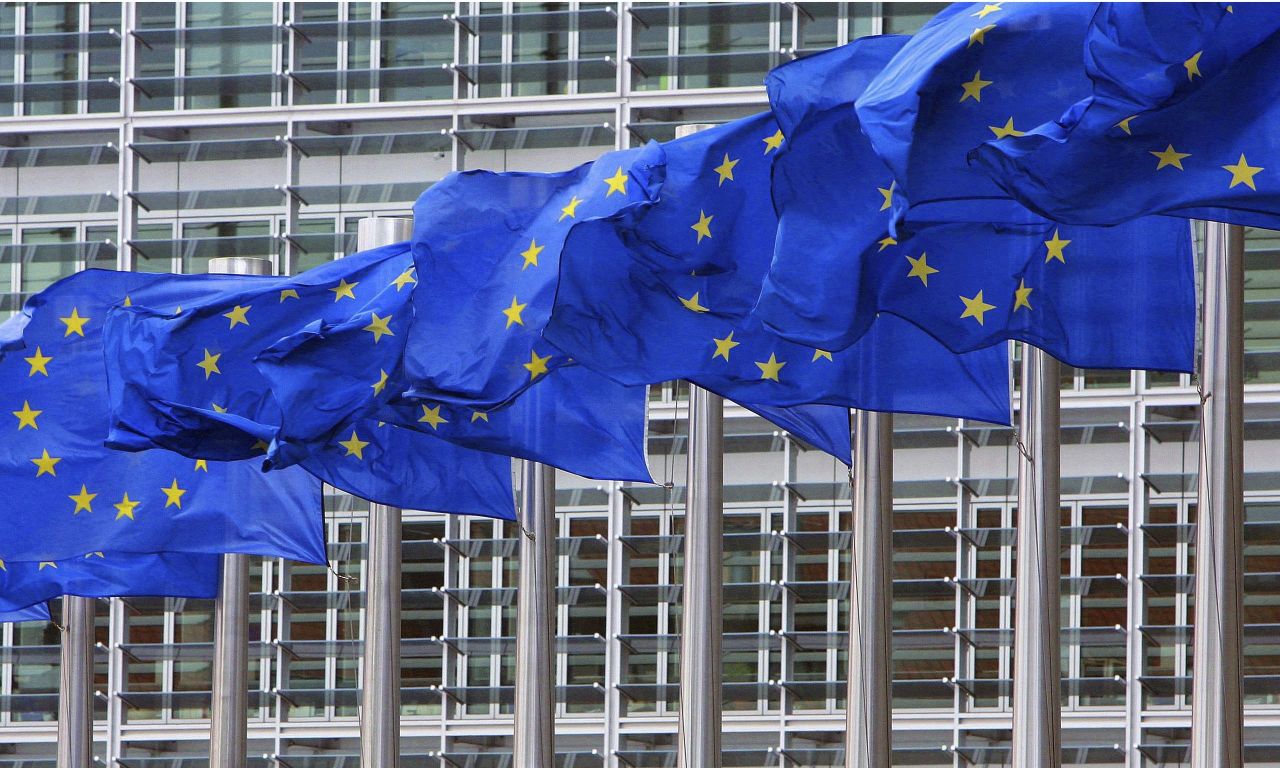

{"left": 1, "top": 2, "right": 1280, "bottom": 766}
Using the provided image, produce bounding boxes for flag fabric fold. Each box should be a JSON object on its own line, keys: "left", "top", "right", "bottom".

{"left": 0, "top": 603, "right": 51, "bottom": 623}
{"left": 0, "top": 551, "right": 220, "bottom": 612}
{"left": 1, "top": 270, "right": 325, "bottom": 564}
{"left": 102, "top": 248, "right": 516, "bottom": 519}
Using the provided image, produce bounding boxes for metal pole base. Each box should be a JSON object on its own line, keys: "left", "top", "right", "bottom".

{"left": 57, "top": 596, "right": 96, "bottom": 768}
{"left": 514, "top": 460, "right": 556, "bottom": 768}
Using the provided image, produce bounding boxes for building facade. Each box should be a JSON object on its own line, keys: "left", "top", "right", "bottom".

{"left": 1, "top": 2, "right": 1280, "bottom": 766}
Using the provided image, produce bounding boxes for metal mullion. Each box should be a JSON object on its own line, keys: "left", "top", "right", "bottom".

{"left": 1069, "top": 501, "right": 1083, "bottom": 712}
{"left": 163, "top": 601, "right": 176, "bottom": 723}
{"left": 666, "top": 1, "right": 677, "bottom": 91}
{"left": 1124, "top": 399, "right": 1149, "bottom": 768}
{"left": 107, "top": 597, "right": 125, "bottom": 765}
{"left": 953, "top": 420, "right": 973, "bottom": 755}
{"left": 441, "top": 512, "right": 461, "bottom": 732}
{"left": 1000, "top": 500, "right": 1013, "bottom": 712}
{"left": 756, "top": 505, "right": 770, "bottom": 717}
{"left": 557, "top": 509, "right": 570, "bottom": 720}
{"left": 490, "top": 519, "right": 503, "bottom": 718}
{"left": 13, "top": 3, "right": 25, "bottom": 117}
{"left": 617, "top": 0, "right": 631, "bottom": 99}
{"left": 271, "top": 0, "right": 284, "bottom": 109}
{"left": 501, "top": 0, "right": 513, "bottom": 101}
{"left": 1, "top": 617, "right": 9, "bottom": 727}
{"left": 826, "top": 503, "right": 838, "bottom": 713}
{"left": 658, "top": 503, "right": 671, "bottom": 715}
{"left": 567, "top": 0, "right": 580, "bottom": 97}
{"left": 174, "top": 1, "right": 186, "bottom": 111}
{"left": 78, "top": 2, "right": 90, "bottom": 115}
{"left": 778, "top": 440, "right": 798, "bottom": 725}
{"left": 336, "top": 0, "right": 350, "bottom": 106}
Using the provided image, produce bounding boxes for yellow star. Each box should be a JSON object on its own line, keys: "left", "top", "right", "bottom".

{"left": 85, "top": 552, "right": 104, "bottom": 559}
{"left": 39, "top": 562, "right": 56, "bottom": 570}
{"left": 338, "top": 430, "right": 369, "bottom": 460}
{"left": 24, "top": 347, "right": 52, "bottom": 377}
{"left": 194, "top": 459, "right": 209, "bottom": 472}
{"left": 364, "top": 312, "right": 395, "bottom": 343}
{"left": 113, "top": 492, "right": 139, "bottom": 521}
{"left": 960, "top": 71, "right": 993, "bottom": 103}
{"left": 471, "top": 410, "right": 489, "bottom": 423}
{"left": 1184, "top": 50, "right": 1202, "bottom": 81}
{"left": 251, "top": 439, "right": 269, "bottom": 453}
{"left": 223, "top": 304, "right": 251, "bottom": 329}
{"left": 877, "top": 235, "right": 897, "bottom": 252}
{"left": 330, "top": 278, "right": 358, "bottom": 301}
{"left": 1043, "top": 229, "right": 1071, "bottom": 264}
{"left": 691, "top": 210, "right": 714, "bottom": 243}
{"left": 524, "top": 349, "right": 552, "bottom": 380}
{"left": 418, "top": 404, "right": 448, "bottom": 429}
{"left": 31, "top": 449, "right": 60, "bottom": 477}
{"left": 755, "top": 353, "right": 787, "bottom": 381}
{"left": 69, "top": 485, "right": 97, "bottom": 515}
{"left": 1223, "top": 153, "right": 1263, "bottom": 190}
{"left": 502, "top": 296, "right": 527, "bottom": 329}
{"left": 559, "top": 195, "right": 584, "bottom": 221}
{"left": 12, "top": 400, "right": 41, "bottom": 430}
{"left": 211, "top": 402, "right": 228, "bottom": 413}
{"left": 1150, "top": 144, "right": 1191, "bottom": 171}
{"left": 959, "top": 290, "right": 996, "bottom": 325}
{"left": 1014, "top": 279, "right": 1033, "bottom": 312}
{"left": 279, "top": 288, "right": 300, "bottom": 302}
{"left": 763, "top": 129, "right": 784, "bottom": 154}
{"left": 372, "top": 369, "right": 389, "bottom": 396}
{"left": 197, "top": 349, "right": 222, "bottom": 379}
{"left": 812, "top": 349, "right": 833, "bottom": 362}
{"left": 520, "top": 239, "right": 544, "bottom": 270}
{"left": 679, "top": 291, "right": 710, "bottom": 313}
{"left": 905, "top": 252, "right": 939, "bottom": 286}
{"left": 712, "top": 331, "right": 740, "bottom": 361}
{"left": 972, "top": 2, "right": 1002, "bottom": 19}
{"left": 604, "top": 166, "right": 629, "bottom": 197}
{"left": 878, "top": 181, "right": 895, "bottom": 212}
{"left": 161, "top": 478, "right": 187, "bottom": 509}
{"left": 59, "top": 307, "right": 90, "bottom": 337}
{"left": 392, "top": 267, "right": 417, "bottom": 291}
{"left": 1115, "top": 116, "right": 1136, "bottom": 135}
{"left": 968, "top": 23, "right": 996, "bottom": 47}
{"left": 988, "top": 117, "right": 1026, "bottom": 139}
{"left": 122, "top": 295, "right": 132, "bottom": 307}
{"left": 713, "top": 153, "right": 739, "bottom": 186}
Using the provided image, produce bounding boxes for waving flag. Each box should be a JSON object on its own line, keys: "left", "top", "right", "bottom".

{"left": 0, "top": 603, "right": 51, "bottom": 623}
{"left": 0, "top": 551, "right": 220, "bottom": 612}
{"left": 0, "top": 270, "right": 325, "bottom": 564}
{"left": 102, "top": 247, "right": 516, "bottom": 519}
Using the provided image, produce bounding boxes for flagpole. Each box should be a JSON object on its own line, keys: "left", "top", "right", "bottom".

{"left": 56, "top": 596, "right": 95, "bottom": 768}
{"left": 354, "top": 216, "right": 413, "bottom": 768}
{"left": 207, "top": 255, "right": 273, "bottom": 768}
{"left": 1190, "top": 221, "right": 1245, "bottom": 768}
{"left": 1011, "top": 346, "right": 1062, "bottom": 768}
{"left": 514, "top": 459, "right": 556, "bottom": 767}
{"left": 846, "top": 409, "right": 891, "bottom": 768}
{"left": 679, "top": 384, "right": 724, "bottom": 768}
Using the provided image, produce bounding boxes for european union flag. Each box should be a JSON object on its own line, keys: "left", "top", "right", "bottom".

{"left": 0, "top": 270, "right": 325, "bottom": 564}
{"left": 854, "top": 2, "right": 1099, "bottom": 226}
{"left": 402, "top": 143, "right": 664, "bottom": 409}
{"left": 0, "top": 551, "right": 220, "bottom": 612}
{"left": 0, "top": 603, "right": 50, "bottom": 623}
{"left": 545, "top": 111, "right": 1013, "bottom": 426}
{"left": 972, "top": 4, "right": 1280, "bottom": 228}
{"left": 754, "top": 35, "right": 1196, "bottom": 374}
{"left": 254, "top": 245, "right": 652, "bottom": 484}
{"left": 102, "top": 245, "right": 516, "bottom": 520}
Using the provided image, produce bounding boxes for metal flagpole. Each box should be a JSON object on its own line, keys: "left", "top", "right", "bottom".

{"left": 57, "top": 596, "right": 96, "bottom": 768}
{"left": 355, "top": 216, "right": 413, "bottom": 768}
{"left": 846, "top": 410, "right": 892, "bottom": 768}
{"left": 673, "top": 122, "right": 724, "bottom": 768}
{"left": 207, "top": 255, "right": 273, "bottom": 768}
{"left": 514, "top": 460, "right": 557, "bottom": 767}
{"left": 1190, "top": 221, "right": 1246, "bottom": 768}
{"left": 1011, "top": 346, "right": 1062, "bottom": 768}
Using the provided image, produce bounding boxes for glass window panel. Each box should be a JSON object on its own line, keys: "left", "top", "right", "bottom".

{"left": 21, "top": 227, "right": 78, "bottom": 293}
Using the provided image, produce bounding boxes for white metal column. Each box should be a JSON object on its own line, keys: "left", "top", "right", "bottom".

{"left": 514, "top": 460, "right": 557, "bottom": 767}
{"left": 56, "top": 596, "right": 96, "bottom": 768}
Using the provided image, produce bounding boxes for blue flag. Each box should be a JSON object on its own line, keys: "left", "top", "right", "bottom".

{"left": 0, "top": 551, "right": 220, "bottom": 612}
{"left": 971, "top": 4, "right": 1280, "bottom": 228}
{"left": 402, "top": 144, "right": 665, "bottom": 409}
{"left": 0, "top": 270, "right": 325, "bottom": 564}
{"left": 102, "top": 246, "right": 516, "bottom": 519}
{"left": 854, "top": 2, "right": 1099, "bottom": 226}
{"left": 754, "top": 35, "right": 1196, "bottom": 373}
{"left": 253, "top": 245, "right": 653, "bottom": 484}
{"left": 545, "top": 111, "right": 1013, "bottom": 426}
{"left": 0, "top": 603, "right": 50, "bottom": 623}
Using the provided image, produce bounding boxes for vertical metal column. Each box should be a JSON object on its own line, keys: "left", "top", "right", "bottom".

{"left": 354, "top": 216, "right": 412, "bottom": 768}
{"left": 514, "top": 460, "right": 557, "bottom": 767}
{"left": 1011, "top": 347, "right": 1062, "bottom": 768}
{"left": 1191, "top": 222, "right": 1246, "bottom": 768}
{"left": 57, "top": 596, "right": 96, "bottom": 768}
{"left": 677, "top": 385, "right": 724, "bottom": 768}
{"left": 206, "top": 255, "right": 272, "bottom": 768}
{"left": 846, "top": 410, "right": 892, "bottom": 768}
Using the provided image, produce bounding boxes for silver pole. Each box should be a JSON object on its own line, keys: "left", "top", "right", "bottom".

{"left": 675, "top": 121, "right": 724, "bottom": 768}
{"left": 514, "top": 460, "right": 557, "bottom": 767}
{"left": 846, "top": 410, "right": 892, "bottom": 768}
{"left": 57, "top": 596, "right": 96, "bottom": 768}
{"left": 1190, "top": 222, "right": 1245, "bottom": 768}
{"left": 355, "top": 216, "right": 412, "bottom": 768}
{"left": 1011, "top": 347, "right": 1062, "bottom": 768}
{"left": 206, "top": 255, "right": 273, "bottom": 768}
